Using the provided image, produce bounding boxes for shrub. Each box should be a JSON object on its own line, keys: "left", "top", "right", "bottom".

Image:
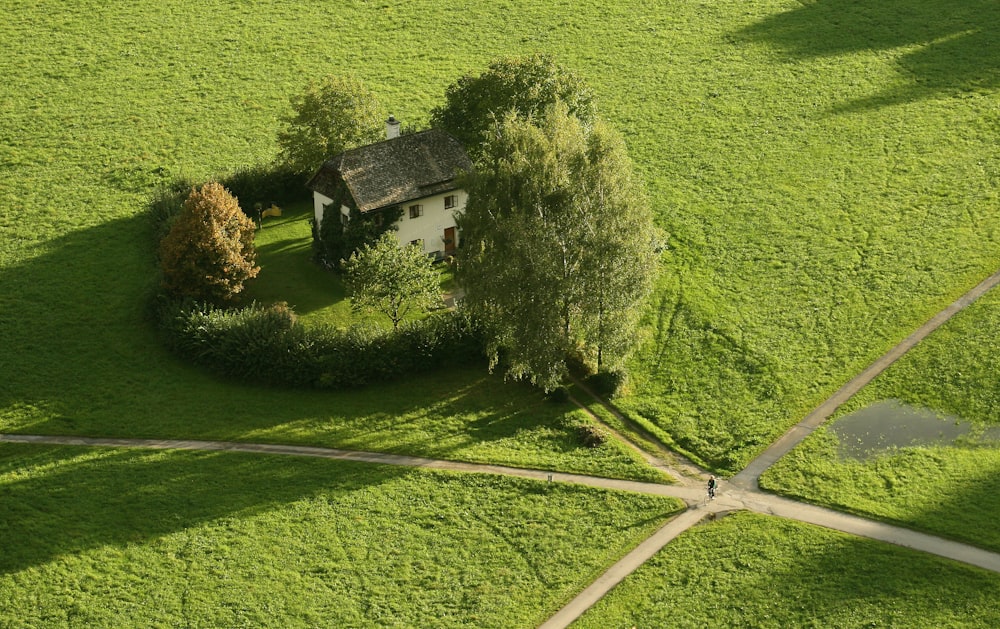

{"left": 156, "top": 300, "right": 484, "bottom": 389}
{"left": 220, "top": 163, "right": 307, "bottom": 215}
{"left": 585, "top": 369, "right": 629, "bottom": 398}
{"left": 546, "top": 386, "right": 570, "bottom": 403}
{"left": 576, "top": 424, "right": 608, "bottom": 448}
{"left": 158, "top": 182, "right": 259, "bottom": 304}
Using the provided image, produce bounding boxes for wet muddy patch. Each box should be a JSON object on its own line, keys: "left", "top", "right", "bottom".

{"left": 830, "top": 399, "right": 1000, "bottom": 460}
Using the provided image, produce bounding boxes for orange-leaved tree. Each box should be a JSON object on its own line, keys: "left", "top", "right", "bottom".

{"left": 159, "top": 182, "right": 259, "bottom": 304}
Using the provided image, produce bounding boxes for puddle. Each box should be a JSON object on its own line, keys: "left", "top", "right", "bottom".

{"left": 830, "top": 399, "right": 1000, "bottom": 460}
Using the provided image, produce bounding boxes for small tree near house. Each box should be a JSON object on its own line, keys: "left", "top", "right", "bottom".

{"left": 159, "top": 182, "right": 259, "bottom": 304}
{"left": 343, "top": 232, "right": 442, "bottom": 330}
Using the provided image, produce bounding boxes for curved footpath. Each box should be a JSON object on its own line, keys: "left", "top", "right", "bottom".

{"left": 3, "top": 269, "right": 1000, "bottom": 627}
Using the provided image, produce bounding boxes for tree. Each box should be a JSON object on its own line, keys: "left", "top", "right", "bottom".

{"left": 456, "top": 103, "right": 657, "bottom": 390}
{"left": 277, "top": 75, "right": 386, "bottom": 176}
{"left": 343, "top": 232, "right": 442, "bottom": 330}
{"left": 159, "top": 182, "right": 260, "bottom": 304}
{"left": 430, "top": 53, "right": 595, "bottom": 159}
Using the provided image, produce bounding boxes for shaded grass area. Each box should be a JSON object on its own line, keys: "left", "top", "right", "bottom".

{"left": 573, "top": 512, "right": 1000, "bottom": 628}
{"left": 243, "top": 203, "right": 354, "bottom": 327}
{"left": 762, "top": 290, "right": 1000, "bottom": 551}
{"left": 0, "top": 444, "right": 683, "bottom": 627}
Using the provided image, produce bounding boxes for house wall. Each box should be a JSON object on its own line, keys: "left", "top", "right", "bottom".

{"left": 313, "top": 192, "right": 340, "bottom": 225}
{"left": 313, "top": 189, "right": 467, "bottom": 258}
{"left": 392, "top": 190, "right": 467, "bottom": 258}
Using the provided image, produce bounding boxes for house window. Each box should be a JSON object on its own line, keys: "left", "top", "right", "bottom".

{"left": 409, "top": 204, "right": 423, "bottom": 219}
{"left": 444, "top": 195, "right": 456, "bottom": 209}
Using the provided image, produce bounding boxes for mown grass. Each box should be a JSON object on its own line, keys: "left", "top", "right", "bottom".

{"left": 761, "top": 290, "right": 1000, "bottom": 551}
{"left": 245, "top": 203, "right": 458, "bottom": 328}
{"left": 243, "top": 202, "right": 355, "bottom": 328}
{"left": 0, "top": 444, "right": 683, "bottom": 627}
{"left": 3, "top": 0, "right": 998, "bottom": 476}
{"left": 574, "top": 511, "right": 1000, "bottom": 629}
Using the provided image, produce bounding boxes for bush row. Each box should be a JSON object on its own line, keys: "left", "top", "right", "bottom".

{"left": 156, "top": 299, "right": 485, "bottom": 389}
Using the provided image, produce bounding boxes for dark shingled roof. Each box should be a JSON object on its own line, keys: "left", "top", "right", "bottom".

{"left": 307, "top": 129, "right": 472, "bottom": 213}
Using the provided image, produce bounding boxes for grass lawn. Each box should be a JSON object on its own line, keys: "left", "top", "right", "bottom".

{"left": 0, "top": 444, "right": 683, "bottom": 627}
{"left": 245, "top": 202, "right": 458, "bottom": 329}
{"left": 2, "top": 0, "right": 999, "bottom": 623}
{"left": 761, "top": 290, "right": 1000, "bottom": 552}
{"left": 3, "top": 0, "right": 998, "bottom": 475}
{"left": 242, "top": 202, "right": 355, "bottom": 328}
{"left": 573, "top": 512, "right": 1000, "bottom": 629}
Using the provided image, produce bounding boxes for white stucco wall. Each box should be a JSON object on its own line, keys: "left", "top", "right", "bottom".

{"left": 313, "top": 189, "right": 467, "bottom": 258}
{"left": 392, "top": 190, "right": 466, "bottom": 257}
{"left": 313, "top": 192, "right": 334, "bottom": 225}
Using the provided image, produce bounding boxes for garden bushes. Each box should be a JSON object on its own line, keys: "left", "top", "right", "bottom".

{"left": 156, "top": 299, "right": 484, "bottom": 389}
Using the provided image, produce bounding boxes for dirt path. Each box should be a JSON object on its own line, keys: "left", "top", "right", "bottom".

{"left": 733, "top": 267, "right": 1000, "bottom": 489}
{"left": 4, "top": 270, "right": 1000, "bottom": 628}
{"left": 3, "top": 433, "right": 997, "bottom": 576}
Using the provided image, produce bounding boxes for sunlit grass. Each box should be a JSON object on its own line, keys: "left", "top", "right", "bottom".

{"left": 574, "top": 512, "right": 1000, "bottom": 628}
{"left": 0, "top": 444, "right": 683, "bottom": 627}
{"left": 762, "top": 290, "right": 1000, "bottom": 551}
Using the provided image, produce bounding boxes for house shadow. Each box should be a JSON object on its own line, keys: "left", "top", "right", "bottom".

{"left": 737, "top": 0, "right": 1000, "bottom": 111}
{"left": 0, "top": 443, "right": 410, "bottom": 575}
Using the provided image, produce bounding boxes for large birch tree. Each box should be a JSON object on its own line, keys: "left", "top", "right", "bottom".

{"left": 457, "top": 104, "right": 658, "bottom": 390}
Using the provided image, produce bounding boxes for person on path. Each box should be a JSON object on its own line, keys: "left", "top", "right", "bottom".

{"left": 707, "top": 475, "right": 717, "bottom": 500}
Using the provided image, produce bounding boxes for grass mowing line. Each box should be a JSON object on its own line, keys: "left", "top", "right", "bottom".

{"left": 0, "top": 443, "right": 684, "bottom": 628}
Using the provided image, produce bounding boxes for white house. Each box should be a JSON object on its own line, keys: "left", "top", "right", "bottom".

{"left": 307, "top": 119, "right": 472, "bottom": 259}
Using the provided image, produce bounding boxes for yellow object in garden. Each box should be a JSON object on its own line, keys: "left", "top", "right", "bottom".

{"left": 261, "top": 204, "right": 282, "bottom": 219}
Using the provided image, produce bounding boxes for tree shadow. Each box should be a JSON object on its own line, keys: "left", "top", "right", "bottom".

{"left": 0, "top": 443, "right": 408, "bottom": 575}
{"left": 738, "top": 0, "right": 1000, "bottom": 111}
{"left": 748, "top": 512, "right": 1000, "bottom": 624}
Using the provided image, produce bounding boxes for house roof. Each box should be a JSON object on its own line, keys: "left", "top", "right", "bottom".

{"left": 307, "top": 129, "right": 472, "bottom": 213}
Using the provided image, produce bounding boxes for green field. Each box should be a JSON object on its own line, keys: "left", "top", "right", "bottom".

{"left": 0, "top": 444, "right": 682, "bottom": 627}
{"left": 761, "top": 289, "right": 1000, "bottom": 552}
{"left": 2, "top": 0, "right": 998, "bottom": 624}
{"left": 3, "top": 0, "right": 998, "bottom": 471}
{"left": 574, "top": 512, "right": 1000, "bottom": 629}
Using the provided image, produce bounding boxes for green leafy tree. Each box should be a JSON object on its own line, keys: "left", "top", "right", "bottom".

{"left": 430, "top": 53, "right": 595, "bottom": 159}
{"left": 159, "top": 182, "right": 260, "bottom": 304}
{"left": 457, "top": 103, "right": 657, "bottom": 389}
{"left": 278, "top": 75, "right": 386, "bottom": 176}
{"left": 343, "top": 232, "right": 442, "bottom": 330}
